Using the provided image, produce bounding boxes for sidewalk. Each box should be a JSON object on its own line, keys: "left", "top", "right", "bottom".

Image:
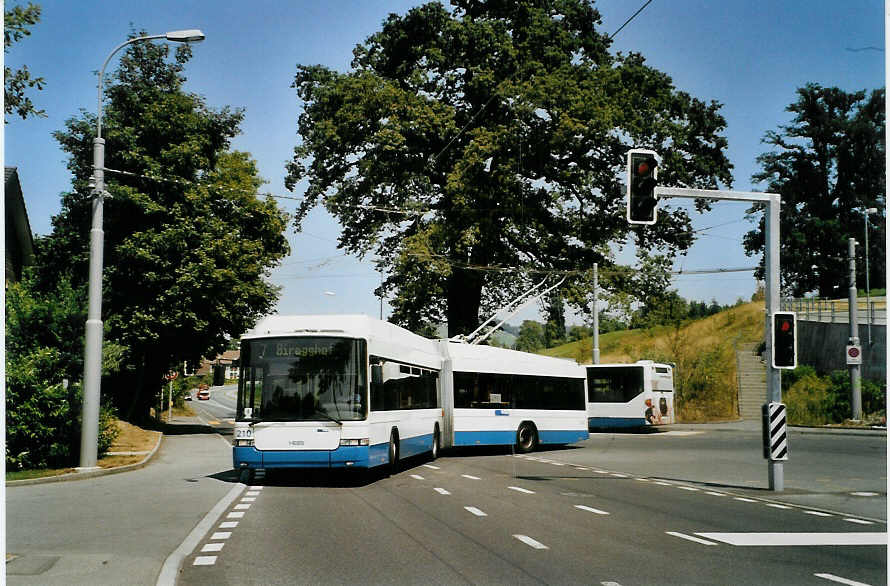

{"left": 5, "top": 416, "right": 236, "bottom": 586}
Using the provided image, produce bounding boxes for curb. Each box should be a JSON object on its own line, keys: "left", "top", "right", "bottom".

{"left": 6, "top": 431, "right": 164, "bottom": 487}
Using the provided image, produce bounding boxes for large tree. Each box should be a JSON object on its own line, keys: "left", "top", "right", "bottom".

{"left": 287, "top": 0, "right": 733, "bottom": 336}
{"left": 39, "top": 34, "right": 289, "bottom": 420}
{"left": 744, "top": 83, "right": 886, "bottom": 297}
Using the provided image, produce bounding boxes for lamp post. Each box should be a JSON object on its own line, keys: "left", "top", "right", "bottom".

{"left": 864, "top": 207, "right": 878, "bottom": 346}
{"left": 79, "top": 30, "right": 205, "bottom": 470}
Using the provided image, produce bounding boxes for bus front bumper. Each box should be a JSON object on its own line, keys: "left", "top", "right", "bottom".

{"left": 233, "top": 445, "right": 376, "bottom": 469}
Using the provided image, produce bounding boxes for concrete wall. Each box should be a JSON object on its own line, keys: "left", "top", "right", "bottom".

{"left": 797, "top": 320, "right": 886, "bottom": 381}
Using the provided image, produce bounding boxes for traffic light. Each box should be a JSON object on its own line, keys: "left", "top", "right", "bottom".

{"left": 772, "top": 311, "right": 797, "bottom": 369}
{"left": 627, "top": 149, "right": 659, "bottom": 224}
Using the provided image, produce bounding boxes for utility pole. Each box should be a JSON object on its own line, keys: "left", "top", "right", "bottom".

{"left": 848, "top": 238, "right": 862, "bottom": 420}
{"left": 591, "top": 263, "right": 600, "bottom": 364}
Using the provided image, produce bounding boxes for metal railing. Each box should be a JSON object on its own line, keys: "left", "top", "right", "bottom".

{"left": 781, "top": 297, "right": 887, "bottom": 325}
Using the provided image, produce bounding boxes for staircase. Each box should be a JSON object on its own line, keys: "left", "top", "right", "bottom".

{"left": 736, "top": 343, "right": 766, "bottom": 419}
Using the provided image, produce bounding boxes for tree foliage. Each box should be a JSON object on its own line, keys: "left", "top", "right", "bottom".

{"left": 286, "top": 0, "right": 733, "bottom": 336}
{"left": 4, "top": 2, "right": 45, "bottom": 121}
{"left": 744, "top": 83, "right": 886, "bottom": 296}
{"left": 37, "top": 34, "right": 289, "bottom": 420}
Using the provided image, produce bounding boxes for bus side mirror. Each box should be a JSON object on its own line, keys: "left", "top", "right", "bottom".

{"left": 371, "top": 365, "right": 383, "bottom": 385}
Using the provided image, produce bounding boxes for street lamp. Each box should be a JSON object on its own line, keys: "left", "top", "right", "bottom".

{"left": 864, "top": 207, "right": 878, "bottom": 346}
{"left": 79, "top": 29, "right": 205, "bottom": 470}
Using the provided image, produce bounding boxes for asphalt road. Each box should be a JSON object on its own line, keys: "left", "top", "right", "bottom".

{"left": 7, "top": 388, "right": 885, "bottom": 586}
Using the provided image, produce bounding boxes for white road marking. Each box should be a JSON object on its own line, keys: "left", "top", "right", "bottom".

{"left": 734, "top": 497, "right": 757, "bottom": 503}
{"left": 843, "top": 518, "right": 874, "bottom": 525}
{"left": 201, "top": 542, "right": 224, "bottom": 553}
{"left": 219, "top": 521, "right": 238, "bottom": 529}
{"left": 423, "top": 464, "right": 440, "bottom": 470}
{"left": 434, "top": 487, "right": 451, "bottom": 495}
{"left": 766, "top": 503, "right": 791, "bottom": 509}
{"left": 550, "top": 462, "right": 565, "bottom": 466}
{"left": 610, "top": 473, "right": 628, "bottom": 478}
{"left": 574, "top": 467, "right": 590, "bottom": 471}
{"left": 814, "top": 572, "right": 874, "bottom": 586}
{"left": 461, "top": 474, "right": 480, "bottom": 480}
{"left": 849, "top": 492, "right": 879, "bottom": 497}
{"left": 593, "top": 469, "right": 609, "bottom": 474}
{"left": 695, "top": 532, "right": 888, "bottom": 546}
{"left": 508, "top": 486, "right": 536, "bottom": 494}
{"left": 227, "top": 511, "right": 245, "bottom": 519}
{"left": 705, "top": 491, "right": 726, "bottom": 497}
{"left": 804, "top": 511, "right": 832, "bottom": 517}
{"left": 677, "top": 486, "right": 699, "bottom": 492}
{"left": 465, "top": 506, "right": 487, "bottom": 517}
{"left": 665, "top": 531, "right": 718, "bottom": 546}
{"left": 211, "top": 532, "right": 232, "bottom": 540}
{"left": 601, "top": 582, "right": 624, "bottom": 586}
{"left": 241, "top": 497, "right": 256, "bottom": 502}
{"left": 193, "top": 556, "right": 217, "bottom": 566}
{"left": 655, "top": 481, "right": 673, "bottom": 486}
{"left": 410, "top": 474, "right": 425, "bottom": 480}
{"left": 635, "top": 478, "right": 650, "bottom": 482}
{"left": 575, "top": 504, "right": 610, "bottom": 515}
{"left": 246, "top": 491, "right": 260, "bottom": 496}
{"left": 248, "top": 486, "right": 263, "bottom": 490}
{"left": 234, "top": 503, "right": 251, "bottom": 510}
{"left": 513, "top": 534, "right": 549, "bottom": 549}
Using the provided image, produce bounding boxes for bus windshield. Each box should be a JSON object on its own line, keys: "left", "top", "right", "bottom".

{"left": 238, "top": 337, "right": 367, "bottom": 422}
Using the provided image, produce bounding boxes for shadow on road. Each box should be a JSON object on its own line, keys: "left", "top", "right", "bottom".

{"left": 160, "top": 422, "right": 220, "bottom": 436}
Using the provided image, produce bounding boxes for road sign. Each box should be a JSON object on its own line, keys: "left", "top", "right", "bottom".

{"left": 165, "top": 372, "right": 178, "bottom": 381}
{"left": 846, "top": 345, "right": 862, "bottom": 365}
{"left": 762, "top": 402, "right": 788, "bottom": 461}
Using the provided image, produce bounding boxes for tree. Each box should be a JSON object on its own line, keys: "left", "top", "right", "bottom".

{"left": 514, "top": 320, "right": 546, "bottom": 353}
{"left": 39, "top": 34, "right": 289, "bottom": 420}
{"left": 4, "top": 2, "right": 45, "bottom": 121}
{"left": 744, "top": 83, "right": 886, "bottom": 297}
{"left": 543, "top": 291, "right": 566, "bottom": 347}
{"left": 286, "top": 0, "right": 733, "bottom": 337}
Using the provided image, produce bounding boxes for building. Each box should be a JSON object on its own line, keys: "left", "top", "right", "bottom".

{"left": 5, "top": 167, "right": 35, "bottom": 285}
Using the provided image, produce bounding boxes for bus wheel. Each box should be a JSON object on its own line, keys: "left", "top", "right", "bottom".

{"left": 238, "top": 468, "right": 254, "bottom": 484}
{"left": 430, "top": 425, "right": 440, "bottom": 461}
{"left": 516, "top": 422, "right": 538, "bottom": 454}
{"left": 388, "top": 430, "right": 400, "bottom": 475}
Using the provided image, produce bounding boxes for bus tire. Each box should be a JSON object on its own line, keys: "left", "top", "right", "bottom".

{"left": 516, "top": 422, "right": 538, "bottom": 453}
{"left": 388, "top": 430, "right": 400, "bottom": 475}
{"left": 238, "top": 468, "right": 254, "bottom": 484}
{"left": 430, "top": 424, "right": 440, "bottom": 461}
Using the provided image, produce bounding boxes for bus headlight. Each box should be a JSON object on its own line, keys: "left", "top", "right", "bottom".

{"left": 235, "top": 438, "right": 255, "bottom": 447}
{"left": 339, "top": 438, "right": 369, "bottom": 447}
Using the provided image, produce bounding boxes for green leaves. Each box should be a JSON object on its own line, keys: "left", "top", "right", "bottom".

{"left": 288, "top": 1, "right": 733, "bottom": 335}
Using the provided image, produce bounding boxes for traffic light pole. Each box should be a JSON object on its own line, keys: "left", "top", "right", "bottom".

{"left": 655, "top": 187, "right": 785, "bottom": 491}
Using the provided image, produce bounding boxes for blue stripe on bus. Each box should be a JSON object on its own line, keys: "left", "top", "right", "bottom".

{"left": 588, "top": 417, "right": 647, "bottom": 429}
{"left": 454, "top": 429, "right": 588, "bottom": 446}
{"left": 233, "top": 435, "right": 435, "bottom": 470}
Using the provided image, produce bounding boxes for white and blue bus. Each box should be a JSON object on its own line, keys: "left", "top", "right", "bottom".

{"left": 233, "top": 315, "right": 444, "bottom": 481}
{"left": 440, "top": 341, "right": 589, "bottom": 452}
{"left": 233, "top": 315, "right": 589, "bottom": 478}
{"left": 585, "top": 361, "right": 675, "bottom": 429}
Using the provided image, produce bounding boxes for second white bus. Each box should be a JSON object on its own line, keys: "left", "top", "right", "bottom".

{"left": 585, "top": 361, "right": 675, "bottom": 429}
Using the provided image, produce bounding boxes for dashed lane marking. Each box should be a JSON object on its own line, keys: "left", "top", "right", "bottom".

{"left": 201, "top": 543, "right": 224, "bottom": 553}
{"left": 434, "top": 488, "right": 451, "bottom": 495}
{"left": 665, "top": 531, "right": 718, "bottom": 546}
{"left": 513, "top": 535, "right": 549, "bottom": 550}
{"left": 211, "top": 532, "right": 232, "bottom": 540}
{"left": 575, "top": 504, "right": 610, "bottom": 515}
{"left": 465, "top": 506, "right": 487, "bottom": 517}
{"left": 234, "top": 503, "right": 251, "bottom": 510}
{"left": 804, "top": 511, "right": 832, "bottom": 517}
{"left": 814, "top": 572, "right": 874, "bottom": 586}
{"left": 844, "top": 518, "right": 875, "bottom": 525}
{"left": 423, "top": 464, "right": 441, "bottom": 470}
{"left": 227, "top": 511, "right": 245, "bottom": 519}
{"left": 219, "top": 521, "right": 238, "bottom": 529}
{"left": 410, "top": 474, "right": 425, "bottom": 480}
{"left": 461, "top": 474, "right": 480, "bottom": 480}
{"left": 508, "top": 486, "right": 535, "bottom": 494}
{"left": 193, "top": 556, "right": 217, "bottom": 566}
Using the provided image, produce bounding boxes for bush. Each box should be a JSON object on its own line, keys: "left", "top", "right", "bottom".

{"left": 783, "top": 366, "right": 886, "bottom": 425}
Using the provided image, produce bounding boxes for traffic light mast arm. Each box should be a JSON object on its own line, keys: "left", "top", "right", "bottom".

{"left": 654, "top": 186, "right": 774, "bottom": 203}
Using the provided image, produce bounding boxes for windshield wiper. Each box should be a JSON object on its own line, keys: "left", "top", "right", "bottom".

{"left": 313, "top": 409, "right": 342, "bottom": 426}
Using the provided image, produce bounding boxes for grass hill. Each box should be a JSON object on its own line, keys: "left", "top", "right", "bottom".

{"left": 543, "top": 301, "right": 766, "bottom": 422}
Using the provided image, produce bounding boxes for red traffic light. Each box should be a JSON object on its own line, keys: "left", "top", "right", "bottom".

{"left": 635, "top": 160, "right": 652, "bottom": 176}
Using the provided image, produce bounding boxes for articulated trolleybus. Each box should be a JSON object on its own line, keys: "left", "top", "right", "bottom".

{"left": 233, "top": 315, "right": 588, "bottom": 479}
{"left": 585, "top": 361, "right": 675, "bottom": 430}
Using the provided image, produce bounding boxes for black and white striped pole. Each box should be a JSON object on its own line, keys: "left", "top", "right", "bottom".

{"left": 762, "top": 402, "right": 788, "bottom": 461}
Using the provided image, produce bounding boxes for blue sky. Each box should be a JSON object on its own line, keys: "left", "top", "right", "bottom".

{"left": 5, "top": 1, "right": 885, "bottom": 325}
